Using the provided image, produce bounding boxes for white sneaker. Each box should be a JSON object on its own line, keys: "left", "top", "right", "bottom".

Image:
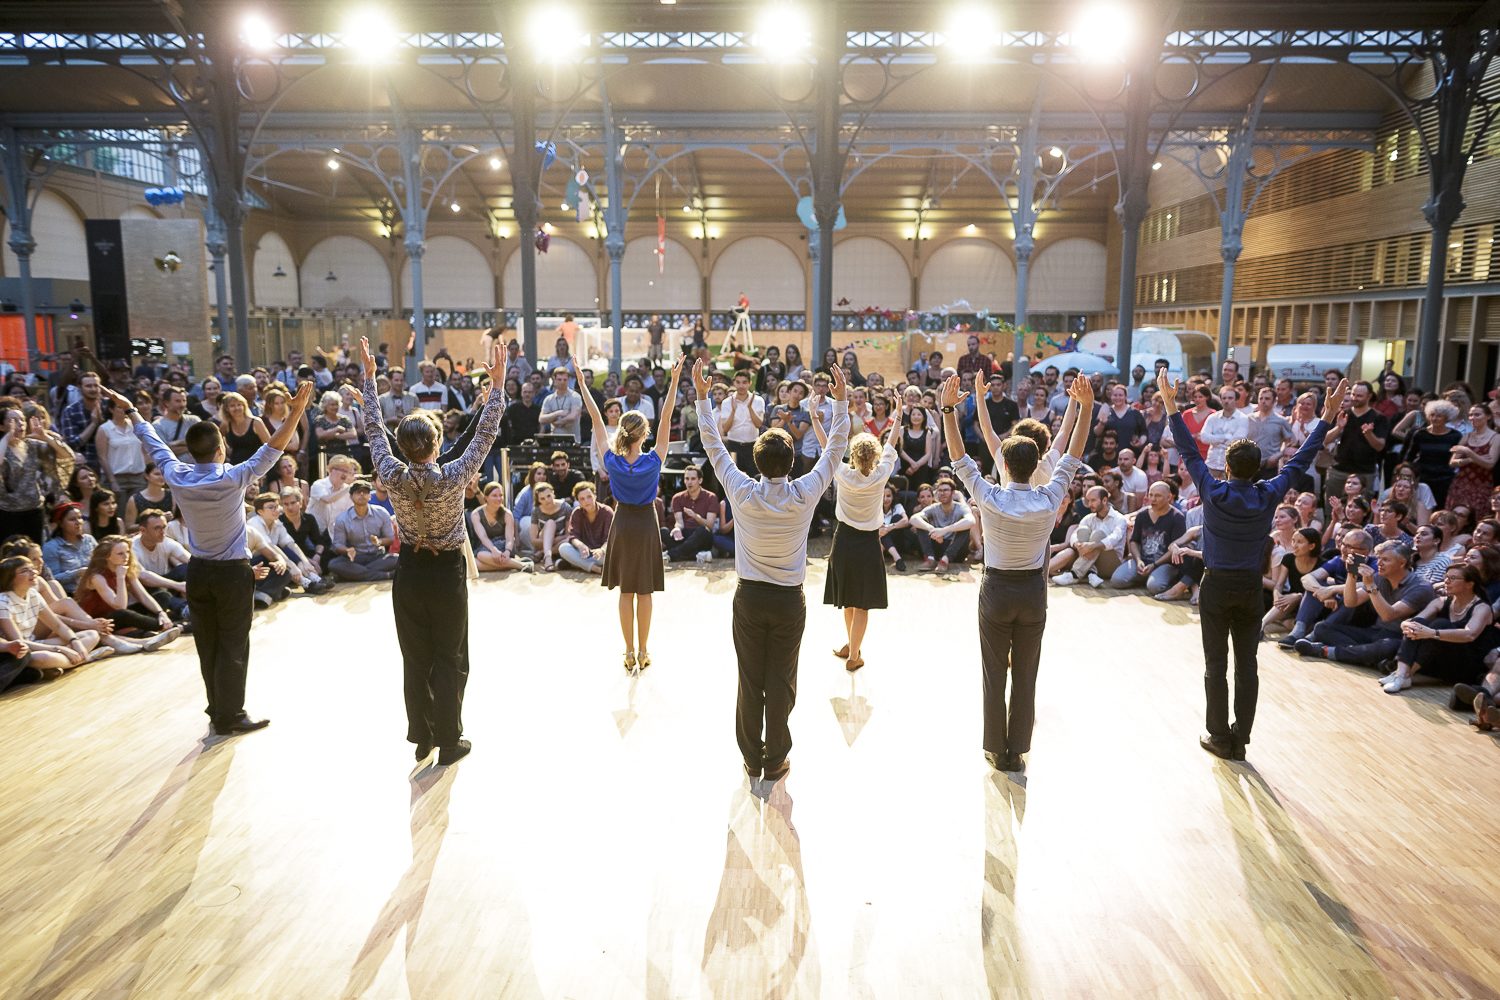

{"left": 1383, "top": 674, "right": 1412, "bottom": 694}
{"left": 662, "top": 551, "right": 671, "bottom": 564}
{"left": 1376, "top": 671, "right": 1397, "bottom": 685}
{"left": 1087, "top": 572, "right": 1104, "bottom": 588}
{"left": 1050, "top": 572, "right": 1075, "bottom": 586}
{"left": 142, "top": 626, "right": 183, "bottom": 652}
{"left": 696, "top": 551, "right": 712, "bottom": 564}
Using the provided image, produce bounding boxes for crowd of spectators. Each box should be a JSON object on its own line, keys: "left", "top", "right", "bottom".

{"left": 10, "top": 334, "right": 1500, "bottom": 738}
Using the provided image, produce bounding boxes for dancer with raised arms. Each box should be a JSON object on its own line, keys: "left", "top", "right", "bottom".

{"left": 572, "top": 353, "right": 685, "bottom": 671}
{"left": 101, "top": 379, "right": 315, "bottom": 737}
{"left": 694, "top": 357, "right": 849, "bottom": 787}
{"left": 942, "top": 372, "right": 1092, "bottom": 773}
{"left": 359, "top": 338, "right": 504, "bottom": 767}
{"left": 1162, "top": 370, "right": 1345, "bottom": 762}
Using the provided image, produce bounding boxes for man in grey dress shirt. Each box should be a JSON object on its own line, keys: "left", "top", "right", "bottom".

{"left": 694, "top": 358, "right": 849, "bottom": 788}
{"left": 944, "top": 372, "right": 1093, "bottom": 774}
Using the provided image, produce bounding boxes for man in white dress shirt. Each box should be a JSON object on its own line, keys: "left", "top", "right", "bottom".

{"left": 694, "top": 358, "right": 849, "bottom": 788}
{"left": 718, "top": 369, "right": 766, "bottom": 473}
{"left": 1198, "top": 383, "right": 1250, "bottom": 478}
{"left": 945, "top": 373, "right": 1092, "bottom": 774}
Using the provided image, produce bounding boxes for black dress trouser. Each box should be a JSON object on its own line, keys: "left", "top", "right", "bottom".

{"left": 185, "top": 557, "right": 255, "bottom": 728}
{"left": 978, "top": 569, "right": 1048, "bottom": 756}
{"left": 393, "top": 548, "right": 470, "bottom": 748}
{"left": 1199, "top": 568, "right": 1264, "bottom": 744}
{"left": 732, "top": 580, "right": 806, "bottom": 771}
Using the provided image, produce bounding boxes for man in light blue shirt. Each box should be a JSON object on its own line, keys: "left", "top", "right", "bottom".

{"left": 328, "top": 482, "right": 399, "bottom": 581}
{"left": 102, "top": 381, "right": 315, "bottom": 737}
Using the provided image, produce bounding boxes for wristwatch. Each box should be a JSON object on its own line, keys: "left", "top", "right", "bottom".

{"left": 941, "top": 405, "right": 956, "bottom": 414}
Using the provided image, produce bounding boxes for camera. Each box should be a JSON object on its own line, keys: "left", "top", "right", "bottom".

{"left": 1346, "top": 553, "right": 1365, "bottom": 571}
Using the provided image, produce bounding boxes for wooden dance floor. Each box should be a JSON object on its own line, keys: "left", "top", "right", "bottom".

{"left": 5, "top": 562, "right": 1500, "bottom": 1000}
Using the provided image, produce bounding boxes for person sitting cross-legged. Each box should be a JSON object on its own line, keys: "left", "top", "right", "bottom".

{"left": 1295, "top": 540, "right": 1434, "bottom": 668}
{"left": 663, "top": 466, "right": 720, "bottom": 562}
{"left": 1105, "top": 480, "right": 1187, "bottom": 589}
{"left": 1385, "top": 563, "right": 1493, "bottom": 695}
{"left": 72, "top": 535, "right": 183, "bottom": 648}
{"left": 247, "top": 492, "right": 333, "bottom": 597}
{"left": 1049, "top": 485, "right": 1128, "bottom": 587}
{"left": 0, "top": 555, "right": 107, "bottom": 677}
{"left": 470, "top": 482, "right": 532, "bottom": 572}
{"left": 327, "top": 480, "right": 399, "bottom": 582}
{"left": 559, "top": 481, "right": 613, "bottom": 574}
{"left": 909, "top": 479, "right": 974, "bottom": 574}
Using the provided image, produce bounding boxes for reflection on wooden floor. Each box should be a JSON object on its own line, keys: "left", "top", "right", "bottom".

{"left": 3, "top": 568, "right": 1500, "bottom": 999}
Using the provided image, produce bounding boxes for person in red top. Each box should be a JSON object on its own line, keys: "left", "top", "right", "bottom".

{"left": 955, "top": 335, "right": 996, "bottom": 381}
{"left": 663, "top": 466, "right": 720, "bottom": 562}
{"left": 1180, "top": 383, "right": 1216, "bottom": 461}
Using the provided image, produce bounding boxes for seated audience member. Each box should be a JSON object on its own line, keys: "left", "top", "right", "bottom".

{"left": 247, "top": 493, "right": 332, "bottom": 596}
{"left": 1106, "top": 480, "right": 1186, "bottom": 590}
{"left": 1409, "top": 524, "right": 1452, "bottom": 585}
{"left": 1156, "top": 506, "right": 1207, "bottom": 603}
{"left": 1382, "top": 464, "right": 1432, "bottom": 527}
{"left": 527, "top": 481, "right": 573, "bottom": 573}
{"left": 122, "top": 462, "right": 173, "bottom": 531}
{"left": 279, "top": 488, "right": 330, "bottom": 575}
{"left": 308, "top": 454, "right": 359, "bottom": 533}
{"left": 1087, "top": 428, "right": 1120, "bottom": 471}
{"left": 1473, "top": 518, "right": 1499, "bottom": 549}
{"left": 42, "top": 503, "right": 96, "bottom": 592}
{"left": 1278, "top": 529, "right": 1374, "bottom": 644}
{"left": 1296, "top": 540, "right": 1433, "bottom": 666}
{"left": 711, "top": 497, "right": 735, "bottom": 557}
{"left": 547, "top": 450, "right": 586, "bottom": 499}
{"left": 1374, "top": 500, "right": 1413, "bottom": 546}
{"left": 1462, "top": 545, "right": 1500, "bottom": 602}
{"left": 131, "top": 511, "right": 189, "bottom": 614}
{"left": 879, "top": 483, "right": 909, "bottom": 571}
{"left": 1264, "top": 527, "right": 1322, "bottom": 633}
{"left": 1100, "top": 469, "right": 1132, "bottom": 516}
{"left": 1384, "top": 564, "right": 1493, "bottom": 694}
{"left": 559, "top": 482, "right": 612, "bottom": 574}
{"left": 511, "top": 462, "right": 550, "bottom": 553}
{"left": 327, "top": 480, "right": 398, "bottom": 582}
{"left": 1295, "top": 491, "right": 1323, "bottom": 532}
{"left": 471, "top": 482, "right": 531, "bottom": 572}
{"left": 264, "top": 454, "right": 310, "bottom": 510}
{"left": 1322, "top": 495, "right": 1371, "bottom": 556}
{"left": 72, "top": 535, "right": 181, "bottom": 646}
{"left": 1430, "top": 508, "right": 1464, "bottom": 559}
{"left": 88, "top": 489, "right": 125, "bottom": 542}
{"left": 4, "top": 538, "right": 157, "bottom": 655}
{"left": 0, "top": 555, "right": 103, "bottom": 677}
{"left": 1116, "top": 448, "right": 1148, "bottom": 508}
{"left": 663, "top": 466, "right": 719, "bottom": 562}
{"left": 1050, "top": 485, "right": 1128, "bottom": 587}
{"left": 909, "top": 479, "right": 974, "bottom": 574}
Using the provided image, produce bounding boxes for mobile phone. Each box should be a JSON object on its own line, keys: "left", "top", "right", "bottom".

{"left": 1346, "top": 553, "right": 1365, "bottom": 571}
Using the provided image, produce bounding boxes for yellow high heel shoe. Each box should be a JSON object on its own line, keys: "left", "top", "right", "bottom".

{"left": 638, "top": 651, "right": 651, "bottom": 669}
{"left": 624, "top": 651, "right": 637, "bottom": 673}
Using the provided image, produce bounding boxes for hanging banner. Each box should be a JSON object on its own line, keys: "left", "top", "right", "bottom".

{"left": 656, "top": 215, "right": 666, "bottom": 275}
{"left": 575, "top": 169, "right": 590, "bottom": 223}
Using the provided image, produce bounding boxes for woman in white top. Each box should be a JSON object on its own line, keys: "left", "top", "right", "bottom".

{"left": 95, "top": 397, "right": 149, "bottom": 497}
{"left": 813, "top": 415, "right": 899, "bottom": 671}
{"left": 0, "top": 554, "right": 104, "bottom": 677}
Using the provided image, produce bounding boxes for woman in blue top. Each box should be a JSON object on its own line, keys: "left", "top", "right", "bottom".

{"left": 574, "top": 354, "right": 684, "bottom": 672}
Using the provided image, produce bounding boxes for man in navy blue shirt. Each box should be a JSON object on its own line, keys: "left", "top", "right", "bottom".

{"left": 1162, "top": 372, "right": 1346, "bottom": 761}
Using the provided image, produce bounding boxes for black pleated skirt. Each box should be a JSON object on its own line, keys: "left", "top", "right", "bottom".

{"left": 823, "top": 522, "right": 888, "bottom": 610}
{"left": 601, "top": 501, "right": 665, "bottom": 594}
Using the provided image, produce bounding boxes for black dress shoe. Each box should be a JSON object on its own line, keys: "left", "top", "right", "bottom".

{"left": 744, "top": 760, "right": 761, "bottom": 781}
{"left": 437, "top": 739, "right": 471, "bottom": 766}
{"left": 1199, "top": 734, "right": 1238, "bottom": 760}
{"left": 213, "top": 715, "right": 271, "bottom": 736}
{"left": 1452, "top": 683, "right": 1481, "bottom": 711}
{"left": 1004, "top": 752, "right": 1026, "bottom": 772}
{"left": 763, "top": 758, "right": 790, "bottom": 784}
{"left": 984, "top": 751, "right": 1005, "bottom": 772}
{"left": 416, "top": 742, "right": 434, "bottom": 762}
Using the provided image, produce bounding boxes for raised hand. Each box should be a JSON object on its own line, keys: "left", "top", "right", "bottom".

{"left": 1068, "top": 373, "right": 1096, "bottom": 409}
{"left": 829, "top": 364, "right": 849, "bottom": 402}
{"left": 691, "top": 358, "right": 711, "bottom": 399}
{"left": 359, "top": 337, "right": 379, "bottom": 382}
{"left": 1321, "top": 378, "right": 1349, "bottom": 424}
{"left": 939, "top": 373, "right": 968, "bottom": 409}
{"left": 1156, "top": 374, "right": 1180, "bottom": 415}
{"left": 290, "top": 379, "right": 316, "bottom": 413}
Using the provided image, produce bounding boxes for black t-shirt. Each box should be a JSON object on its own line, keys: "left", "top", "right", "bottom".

{"left": 986, "top": 396, "right": 1019, "bottom": 438}
{"left": 1130, "top": 508, "right": 1186, "bottom": 564}
{"left": 1279, "top": 552, "right": 1314, "bottom": 594}
{"left": 1334, "top": 408, "right": 1389, "bottom": 474}
{"left": 647, "top": 321, "right": 665, "bottom": 344}
{"left": 1102, "top": 406, "right": 1148, "bottom": 448}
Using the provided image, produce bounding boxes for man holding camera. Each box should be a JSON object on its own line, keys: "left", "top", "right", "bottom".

{"left": 1162, "top": 372, "right": 1346, "bottom": 762}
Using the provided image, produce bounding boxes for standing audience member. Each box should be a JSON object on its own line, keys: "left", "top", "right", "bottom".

{"left": 1323, "top": 380, "right": 1388, "bottom": 513}
{"left": 0, "top": 407, "right": 73, "bottom": 543}
{"left": 717, "top": 370, "right": 766, "bottom": 474}
{"left": 1247, "top": 387, "right": 1296, "bottom": 479}
{"left": 1198, "top": 384, "right": 1249, "bottom": 478}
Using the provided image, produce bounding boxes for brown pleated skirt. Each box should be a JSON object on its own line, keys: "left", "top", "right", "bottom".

{"left": 600, "top": 501, "right": 665, "bottom": 594}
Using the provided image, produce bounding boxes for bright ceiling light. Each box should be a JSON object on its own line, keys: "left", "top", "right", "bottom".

{"left": 1072, "top": 3, "right": 1134, "bottom": 63}
{"left": 529, "top": 6, "right": 585, "bottom": 57}
{"left": 241, "top": 13, "right": 276, "bottom": 51}
{"left": 327, "top": 158, "right": 339, "bottom": 170}
{"left": 1049, "top": 146, "right": 1064, "bottom": 157}
{"left": 756, "top": 5, "right": 811, "bottom": 60}
{"left": 1151, "top": 161, "right": 1161, "bottom": 170}
{"left": 683, "top": 201, "right": 693, "bottom": 213}
{"left": 943, "top": 5, "right": 1002, "bottom": 62}
{"left": 345, "top": 9, "right": 398, "bottom": 62}
{"left": 451, "top": 201, "right": 461, "bottom": 212}
{"left": 489, "top": 156, "right": 502, "bottom": 170}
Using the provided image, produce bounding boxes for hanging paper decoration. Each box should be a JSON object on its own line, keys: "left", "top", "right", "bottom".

{"left": 656, "top": 215, "right": 666, "bottom": 276}
{"left": 534, "top": 140, "right": 556, "bottom": 172}
{"left": 563, "top": 173, "right": 579, "bottom": 211}
{"left": 534, "top": 225, "right": 550, "bottom": 254}
{"left": 143, "top": 186, "right": 185, "bottom": 206}
{"left": 574, "top": 168, "right": 590, "bottom": 223}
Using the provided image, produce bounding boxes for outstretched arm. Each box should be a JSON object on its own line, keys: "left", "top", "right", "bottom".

{"left": 653, "top": 355, "right": 686, "bottom": 463}
{"left": 570, "top": 358, "right": 609, "bottom": 457}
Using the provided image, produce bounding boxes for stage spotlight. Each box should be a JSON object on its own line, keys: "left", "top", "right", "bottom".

{"left": 1072, "top": 3, "right": 1134, "bottom": 63}
{"left": 943, "top": 5, "right": 1002, "bottom": 62}
{"left": 529, "top": 6, "right": 585, "bottom": 57}
{"left": 756, "top": 5, "right": 811, "bottom": 60}
{"left": 345, "top": 9, "right": 398, "bottom": 62}
{"left": 241, "top": 13, "right": 276, "bottom": 51}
